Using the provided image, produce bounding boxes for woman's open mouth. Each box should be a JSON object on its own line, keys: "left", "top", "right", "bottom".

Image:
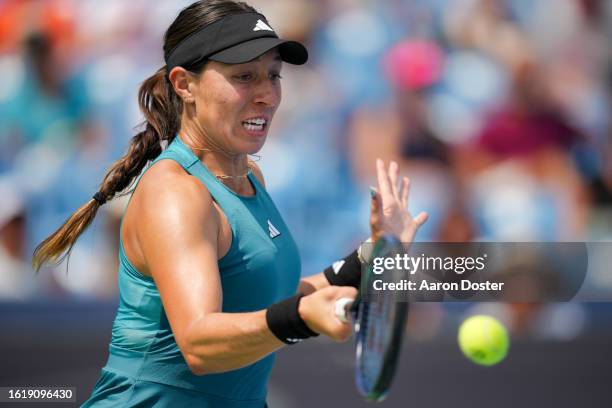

{"left": 242, "top": 117, "right": 268, "bottom": 136}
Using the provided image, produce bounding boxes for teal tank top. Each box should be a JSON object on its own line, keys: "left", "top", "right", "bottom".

{"left": 98, "top": 136, "right": 301, "bottom": 406}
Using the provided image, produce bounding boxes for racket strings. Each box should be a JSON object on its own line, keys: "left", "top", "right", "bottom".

{"left": 354, "top": 236, "right": 408, "bottom": 401}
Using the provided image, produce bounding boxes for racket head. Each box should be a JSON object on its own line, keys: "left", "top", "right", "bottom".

{"left": 353, "top": 234, "right": 408, "bottom": 402}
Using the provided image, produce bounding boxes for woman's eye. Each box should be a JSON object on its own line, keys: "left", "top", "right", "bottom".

{"left": 236, "top": 73, "right": 253, "bottom": 82}
{"left": 270, "top": 73, "right": 283, "bottom": 81}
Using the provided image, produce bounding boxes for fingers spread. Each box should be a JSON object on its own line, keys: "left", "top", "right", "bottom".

{"left": 400, "top": 177, "right": 410, "bottom": 207}
{"left": 389, "top": 161, "right": 400, "bottom": 199}
{"left": 376, "top": 159, "right": 392, "bottom": 199}
{"left": 414, "top": 211, "right": 429, "bottom": 227}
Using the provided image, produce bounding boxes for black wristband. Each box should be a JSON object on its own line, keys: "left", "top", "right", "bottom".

{"left": 323, "top": 249, "right": 362, "bottom": 288}
{"left": 266, "top": 294, "right": 319, "bottom": 345}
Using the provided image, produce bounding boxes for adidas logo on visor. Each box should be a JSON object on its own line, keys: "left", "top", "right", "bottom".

{"left": 253, "top": 19, "right": 274, "bottom": 32}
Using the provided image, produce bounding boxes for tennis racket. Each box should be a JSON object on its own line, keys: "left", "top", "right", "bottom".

{"left": 334, "top": 234, "right": 409, "bottom": 402}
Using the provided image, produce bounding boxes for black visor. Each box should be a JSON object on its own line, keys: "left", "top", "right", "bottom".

{"left": 165, "top": 12, "right": 308, "bottom": 71}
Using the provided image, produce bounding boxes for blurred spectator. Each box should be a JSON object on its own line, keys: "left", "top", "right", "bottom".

{"left": 0, "top": 31, "right": 89, "bottom": 164}
{"left": 443, "top": 0, "right": 532, "bottom": 72}
{"left": 454, "top": 58, "right": 591, "bottom": 240}
{"left": 29, "top": 119, "right": 117, "bottom": 300}
{"left": 0, "top": 177, "right": 36, "bottom": 299}
{"left": 349, "top": 39, "right": 473, "bottom": 241}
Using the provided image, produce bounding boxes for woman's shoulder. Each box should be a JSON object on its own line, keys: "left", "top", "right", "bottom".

{"left": 142, "top": 159, "right": 210, "bottom": 196}
{"left": 130, "top": 159, "right": 216, "bottom": 222}
{"left": 121, "top": 158, "right": 219, "bottom": 276}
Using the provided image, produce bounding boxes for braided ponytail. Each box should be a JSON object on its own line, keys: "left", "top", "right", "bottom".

{"left": 32, "top": 67, "right": 181, "bottom": 271}
{"left": 32, "top": 0, "right": 259, "bottom": 271}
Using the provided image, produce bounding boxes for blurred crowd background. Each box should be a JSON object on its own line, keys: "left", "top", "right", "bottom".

{"left": 0, "top": 0, "right": 611, "bottom": 342}
{"left": 1, "top": 1, "right": 612, "bottom": 405}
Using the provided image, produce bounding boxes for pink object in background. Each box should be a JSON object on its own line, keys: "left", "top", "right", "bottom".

{"left": 383, "top": 39, "right": 444, "bottom": 90}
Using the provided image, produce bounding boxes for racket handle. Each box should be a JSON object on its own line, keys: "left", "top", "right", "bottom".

{"left": 334, "top": 297, "right": 354, "bottom": 323}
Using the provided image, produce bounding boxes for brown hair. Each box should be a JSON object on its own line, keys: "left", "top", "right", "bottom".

{"left": 32, "top": 0, "right": 257, "bottom": 271}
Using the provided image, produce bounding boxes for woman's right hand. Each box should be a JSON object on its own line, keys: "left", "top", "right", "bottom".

{"left": 370, "top": 159, "right": 428, "bottom": 243}
{"left": 298, "top": 286, "right": 358, "bottom": 342}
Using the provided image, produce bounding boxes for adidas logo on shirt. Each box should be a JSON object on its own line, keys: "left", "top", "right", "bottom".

{"left": 268, "top": 220, "right": 281, "bottom": 238}
{"left": 253, "top": 19, "right": 274, "bottom": 32}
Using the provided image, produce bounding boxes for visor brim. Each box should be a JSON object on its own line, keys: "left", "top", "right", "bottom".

{"left": 208, "top": 37, "right": 308, "bottom": 65}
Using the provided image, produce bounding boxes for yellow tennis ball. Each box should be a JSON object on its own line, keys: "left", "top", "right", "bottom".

{"left": 458, "top": 315, "right": 509, "bottom": 366}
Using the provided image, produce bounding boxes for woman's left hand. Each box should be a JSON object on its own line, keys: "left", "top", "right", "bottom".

{"left": 370, "top": 159, "right": 428, "bottom": 243}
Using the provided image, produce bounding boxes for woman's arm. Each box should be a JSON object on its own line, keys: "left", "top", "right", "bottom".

{"left": 137, "top": 166, "right": 354, "bottom": 375}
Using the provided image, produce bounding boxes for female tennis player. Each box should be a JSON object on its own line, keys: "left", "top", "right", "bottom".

{"left": 32, "top": 1, "right": 427, "bottom": 406}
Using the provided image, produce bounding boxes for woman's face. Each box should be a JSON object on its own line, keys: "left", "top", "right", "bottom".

{"left": 191, "top": 48, "right": 282, "bottom": 155}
